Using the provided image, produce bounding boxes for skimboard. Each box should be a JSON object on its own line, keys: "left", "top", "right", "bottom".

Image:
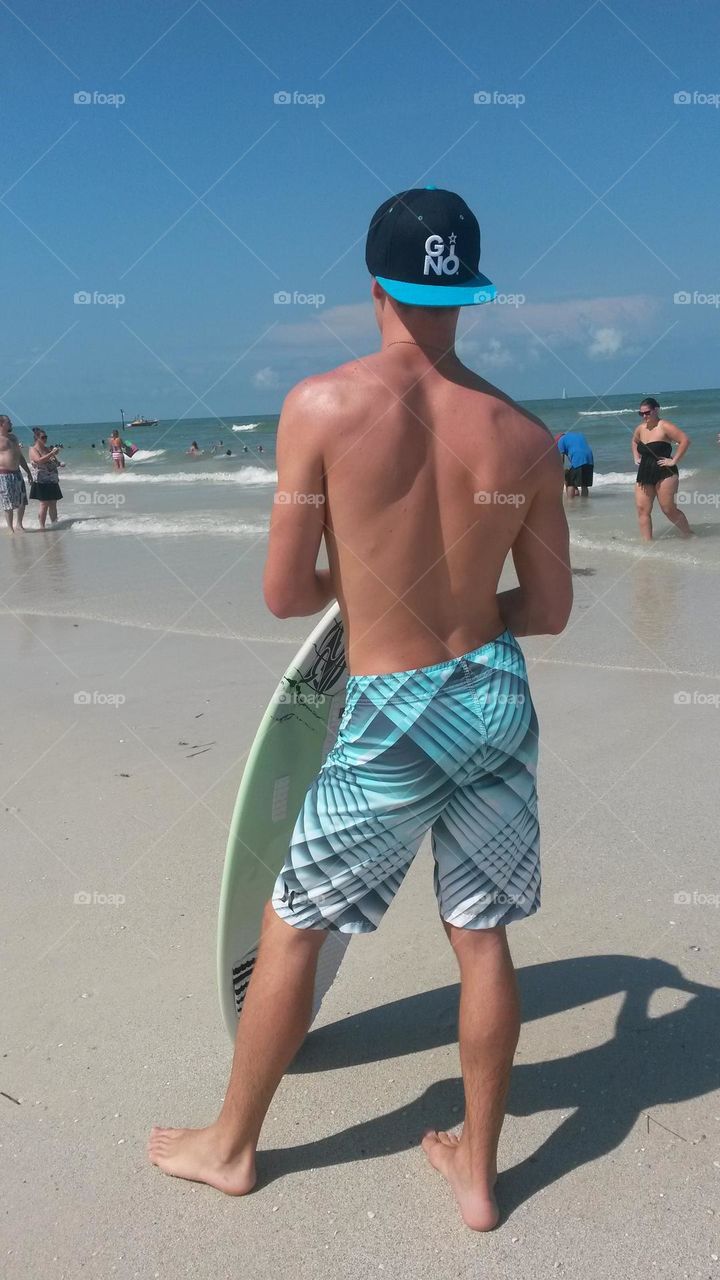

{"left": 217, "top": 603, "right": 349, "bottom": 1041}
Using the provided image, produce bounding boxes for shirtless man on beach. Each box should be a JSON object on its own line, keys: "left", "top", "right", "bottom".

{"left": 0, "top": 415, "right": 31, "bottom": 532}
{"left": 149, "top": 188, "right": 572, "bottom": 1230}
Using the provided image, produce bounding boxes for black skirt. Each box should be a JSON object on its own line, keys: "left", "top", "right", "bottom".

{"left": 30, "top": 480, "right": 63, "bottom": 501}
{"left": 636, "top": 440, "right": 677, "bottom": 489}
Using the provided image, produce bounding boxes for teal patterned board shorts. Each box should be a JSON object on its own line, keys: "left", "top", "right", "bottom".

{"left": 271, "top": 630, "right": 540, "bottom": 934}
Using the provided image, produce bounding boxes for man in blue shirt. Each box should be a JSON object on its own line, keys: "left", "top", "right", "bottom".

{"left": 556, "top": 430, "right": 594, "bottom": 498}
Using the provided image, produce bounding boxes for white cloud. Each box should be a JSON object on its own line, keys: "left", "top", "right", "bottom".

{"left": 587, "top": 326, "right": 623, "bottom": 358}
{"left": 252, "top": 366, "right": 279, "bottom": 388}
{"left": 460, "top": 294, "right": 657, "bottom": 344}
{"left": 272, "top": 302, "right": 375, "bottom": 350}
{"left": 261, "top": 293, "right": 657, "bottom": 380}
{"left": 476, "top": 338, "right": 514, "bottom": 369}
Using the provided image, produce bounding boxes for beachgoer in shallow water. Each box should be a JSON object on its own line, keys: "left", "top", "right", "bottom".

{"left": 632, "top": 397, "right": 692, "bottom": 541}
{"left": 29, "top": 428, "right": 64, "bottom": 528}
{"left": 108, "top": 430, "right": 126, "bottom": 471}
{"left": 0, "top": 415, "right": 31, "bottom": 532}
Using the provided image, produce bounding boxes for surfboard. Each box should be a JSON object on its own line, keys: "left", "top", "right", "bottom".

{"left": 217, "top": 603, "right": 349, "bottom": 1041}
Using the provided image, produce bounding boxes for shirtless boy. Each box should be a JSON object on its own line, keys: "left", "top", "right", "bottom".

{"left": 149, "top": 188, "right": 572, "bottom": 1230}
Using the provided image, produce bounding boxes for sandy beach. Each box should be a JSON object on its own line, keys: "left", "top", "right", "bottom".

{"left": 2, "top": 521, "right": 719, "bottom": 1280}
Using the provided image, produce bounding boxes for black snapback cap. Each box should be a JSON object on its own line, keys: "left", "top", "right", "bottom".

{"left": 365, "top": 186, "right": 496, "bottom": 307}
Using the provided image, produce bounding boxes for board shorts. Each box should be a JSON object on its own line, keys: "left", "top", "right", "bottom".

{"left": 271, "top": 630, "right": 540, "bottom": 934}
{"left": 0, "top": 470, "right": 27, "bottom": 510}
{"left": 565, "top": 463, "right": 593, "bottom": 488}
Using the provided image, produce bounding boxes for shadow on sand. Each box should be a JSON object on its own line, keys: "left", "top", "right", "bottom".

{"left": 261, "top": 955, "right": 720, "bottom": 1217}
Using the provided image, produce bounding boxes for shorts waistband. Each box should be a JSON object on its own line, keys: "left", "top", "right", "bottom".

{"left": 347, "top": 629, "right": 526, "bottom": 698}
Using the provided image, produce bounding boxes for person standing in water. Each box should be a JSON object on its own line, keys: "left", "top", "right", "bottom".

{"left": 0, "top": 415, "right": 31, "bottom": 532}
{"left": 29, "top": 429, "right": 64, "bottom": 528}
{"left": 108, "top": 430, "right": 126, "bottom": 472}
{"left": 555, "top": 429, "right": 594, "bottom": 498}
{"left": 632, "top": 397, "right": 692, "bottom": 541}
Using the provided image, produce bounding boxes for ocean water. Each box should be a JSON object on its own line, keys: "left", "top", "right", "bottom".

{"left": 3, "top": 391, "right": 719, "bottom": 642}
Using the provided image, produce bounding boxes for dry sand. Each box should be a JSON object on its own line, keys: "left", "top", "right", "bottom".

{"left": 2, "top": 544, "right": 719, "bottom": 1279}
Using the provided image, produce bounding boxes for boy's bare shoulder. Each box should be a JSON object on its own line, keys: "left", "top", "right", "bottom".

{"left": 476, "top": 378, "right": 559, "bottom": 472}
{"left": 280, "top": 359, "right": 379, "bottom": 427}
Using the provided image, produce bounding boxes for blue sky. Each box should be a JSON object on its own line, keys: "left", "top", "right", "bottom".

{"left": 2, "top": 0, "right": 719, "bottom": 424}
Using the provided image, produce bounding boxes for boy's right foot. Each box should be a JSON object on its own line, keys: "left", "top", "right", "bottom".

{"left": 148, "top": 1122, "right": 256, "bottom": 1196}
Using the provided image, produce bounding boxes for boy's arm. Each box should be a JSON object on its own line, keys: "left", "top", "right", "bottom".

{"left": 497, "top": 450, "right": 572, "bottom": 637}
{"left": 263, "top": 381, "right": 335, "bottom": 619}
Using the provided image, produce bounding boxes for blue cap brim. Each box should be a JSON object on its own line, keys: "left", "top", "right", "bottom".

{"left": 376, "top": 274, "right": 496, "bottom": 307}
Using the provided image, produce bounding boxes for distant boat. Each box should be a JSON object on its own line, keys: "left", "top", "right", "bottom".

{"left": 561, "top": 387, "right": 567, "bottom": 400}
{"left": 121, "top": 409, "right": 159, "bottom": 429}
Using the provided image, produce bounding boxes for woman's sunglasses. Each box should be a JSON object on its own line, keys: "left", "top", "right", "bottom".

{"left": 638, "top": 409, "right": 653, "bottom": 417}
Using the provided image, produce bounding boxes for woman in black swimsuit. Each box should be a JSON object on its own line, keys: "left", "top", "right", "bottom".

{"left": 632, "top": 397, "right": 693, "bottom": 541}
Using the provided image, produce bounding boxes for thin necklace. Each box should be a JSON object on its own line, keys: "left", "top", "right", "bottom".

{"left": 385, "top": 340, "right": 450, "bottom": 355}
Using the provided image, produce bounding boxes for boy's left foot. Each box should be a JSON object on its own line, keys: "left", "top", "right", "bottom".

{"left": 148, "top": 1124, "right": 256, "bottom": 1195}
{"left": 422, "top": 1129, "right": 499, "bottom": 1231}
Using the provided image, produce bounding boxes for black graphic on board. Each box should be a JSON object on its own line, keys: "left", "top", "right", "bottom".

{"left": 304, "top": 618, "right": 346, "bottom": 694}
{"left": 232, "top": 952, "right": 258, "bottom": 1013}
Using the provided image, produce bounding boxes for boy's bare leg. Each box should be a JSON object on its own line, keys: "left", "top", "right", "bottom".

{"left": 423, "top": 924, "right": 520, "bottom": 1231}
{"left": 149, "top": 902, "right": 327, "bottom": 1194}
